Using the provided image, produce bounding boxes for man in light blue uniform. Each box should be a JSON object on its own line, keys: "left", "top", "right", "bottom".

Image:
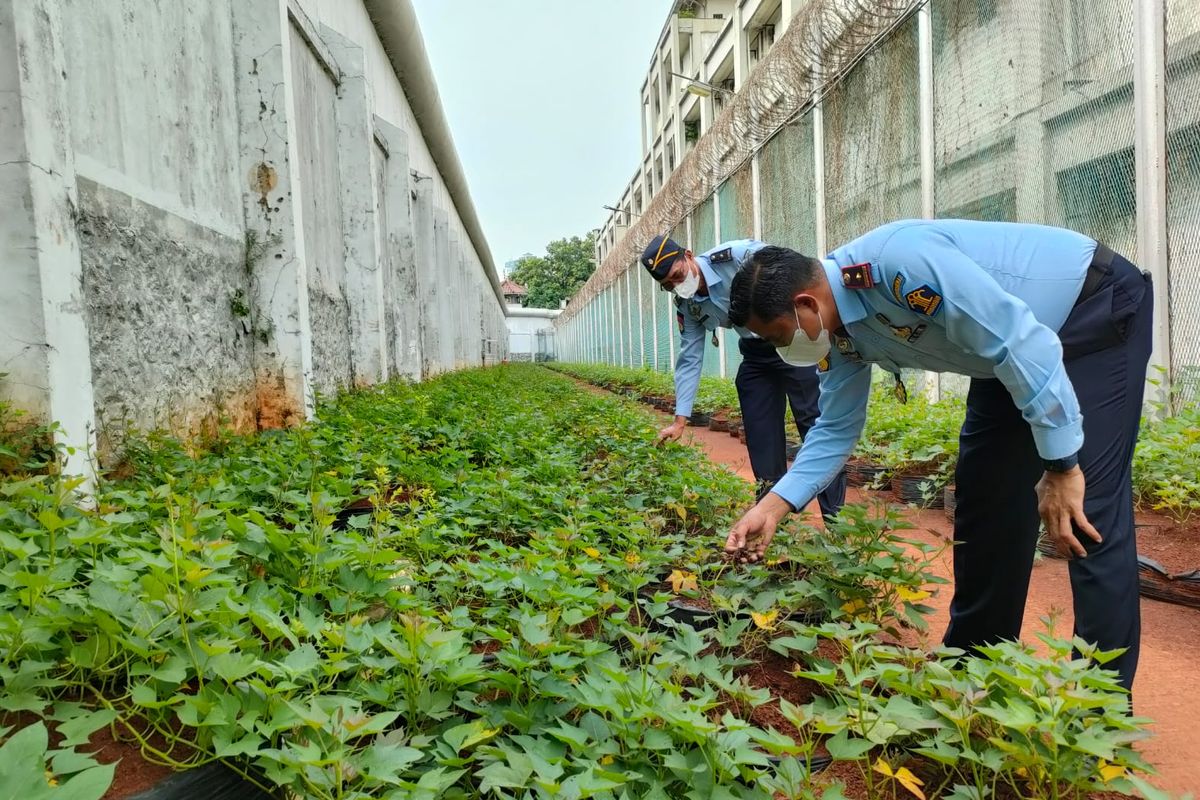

{"left": 641, "top": 234, "right": 846, "bottom": 517}
{"left": 723, "top": 219, "right": 1152, "bottom": 691}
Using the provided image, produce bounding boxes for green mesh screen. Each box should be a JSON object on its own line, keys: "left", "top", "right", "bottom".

{"left": 724, "top": 331, "right": 743, "bottom": 379}
{"left": 760, "top": 114, "right": 819, "bottom": 255}
{"left": 1166, "top": 0, "right": 1200, "bottom": 400}
{"left": 717, "top": 166, "right": 754, "bottom": 241}
{"left": 621, "top": 270, "right": 634, "bottom": 367}
{"left": 824, "top": 17, "right": 921, "bottom": 247}
{"left": 656, "top": 288, "right": 674, "bottom": 373}
{"left": 693, "top": 197, "right": 717, "bottom": 252}
{"left": 638, "top": 268, "right": 657, "bottom": 369}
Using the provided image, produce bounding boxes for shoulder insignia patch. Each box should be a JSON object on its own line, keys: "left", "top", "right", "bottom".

{"left": 891, "top": 273, "right": 905, "bottom": 303}
{"left": 840, "top": 262, "right": 875, "bottom": 289}
{"left": 905, "top": 284, "right": 943, "bottom": 316}
{"left": 817, "top": 356, "right": 830, "bottom": 372}
{"left": 709, "top": 247, "right": 733, "bottom": 263}
{"left": 677, "top": 311, "right": 685, "bottom": 334}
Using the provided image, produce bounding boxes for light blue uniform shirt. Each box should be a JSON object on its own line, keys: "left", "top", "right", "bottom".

{"left": 772, "top": 219, "right": 1098, "bottom": 511}
{"left": 674, "top": 239, "right": 765, "bottom": 417}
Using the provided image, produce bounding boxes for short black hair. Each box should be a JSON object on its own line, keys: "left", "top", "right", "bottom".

{"left": 729, "top": 246, "right": 823, "bottom": 327}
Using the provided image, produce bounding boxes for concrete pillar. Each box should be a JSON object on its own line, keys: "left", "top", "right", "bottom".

{"left": 321, "top": 25, "right": 386, "bottom": 385}
{"left": 431, "top": 209, "right": 449, "bottom": 373}
{"left": 781, "top": 0, "right": 798, "bottom": 31}
{"left": 446, "top": 225, "right": 461, "bottom": 369}
{"left": 410, "top": 172, "right": 436, "bottom": 378}
{"left": 733, "top": 3, "right": 748, "bottom": 89}
{"left": 230, "top": 0, "right": 314, "bottom": 425}
{"left": 373, "top": 119, "right": 421, "bottom": 381}
{"left": 1133, "top": 0, "right": 1172, "bottom": 397}
{"left": 0, "top": 0, "right": 96, "bottom": 487}
{"left": 1012, "top": 0, "right": 1050, "bottom": 222}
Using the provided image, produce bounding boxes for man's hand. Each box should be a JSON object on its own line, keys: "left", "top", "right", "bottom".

{"left": 655, "top": 416, "right": 688, "bottom": 446}
{"left": 725, "top": 493, "right": 794, "bottom": 563}
{"left": 1035, "top": 466, "right": 1101, "bottom": 558}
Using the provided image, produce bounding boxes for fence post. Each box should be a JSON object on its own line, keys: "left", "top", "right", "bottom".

{"left": 1134, "top": 0, "right": 1172, "bottom": 404}
{"left": 918, "top": 0, "right": 941, "bottom": 402}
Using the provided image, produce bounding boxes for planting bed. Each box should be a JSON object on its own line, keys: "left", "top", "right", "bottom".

{"left": 0, "top": 366, "right": 1182, "bottom": 799}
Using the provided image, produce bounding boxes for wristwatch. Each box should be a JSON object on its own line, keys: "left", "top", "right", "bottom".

{"left": 1042, "top": 452, "right": 1080, "bottom": 473}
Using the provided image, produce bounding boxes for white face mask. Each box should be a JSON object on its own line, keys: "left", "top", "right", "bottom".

{"left": 672, "top": 267, "right": 701, "bottom": 300}
{"left": 776, "top": 305, "right": 830, "bottom": 367}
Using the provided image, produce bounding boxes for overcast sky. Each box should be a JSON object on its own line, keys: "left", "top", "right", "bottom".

{"left": 412, "top": 0, "right": 673, "bottom": 271}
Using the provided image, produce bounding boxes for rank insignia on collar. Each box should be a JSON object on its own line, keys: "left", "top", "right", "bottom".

{"left": 907, "top": 323, "right": 927, "bottom": 343}
{"left": 677, "top": 311, "right": 684, "bottom": 334}
{"left": 817, "top": 356, "right": 830, "bottom": 372}
{"left": 709, "top": 247, "right": 733, "bottom": 263}
{"left": 905, "top": 284, "right": 943, "bottom": 316}
{"left": 840, "top": 262, "right": 875, "bottom": 289}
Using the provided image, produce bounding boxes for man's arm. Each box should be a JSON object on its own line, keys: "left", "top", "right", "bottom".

{"left": 657, "top": 305, "right": 706, "bottom": 444}
{"left": 725, "top": 359, "right": 871, "bottom": 560}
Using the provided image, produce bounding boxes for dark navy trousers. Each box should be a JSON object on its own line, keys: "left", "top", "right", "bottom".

{"left": 734, "top": 337, "right": 847, "bottom": 519}
{"left": 944, "top": 251, "right": 1152, "bottom": 692}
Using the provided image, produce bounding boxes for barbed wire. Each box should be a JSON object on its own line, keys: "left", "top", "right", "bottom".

{"left": 558, "top": 0, "right": 922, "bottom": 325}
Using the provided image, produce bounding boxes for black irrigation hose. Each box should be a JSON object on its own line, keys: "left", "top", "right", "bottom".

{"left": 126, "top": 762, "right": 278, "bottom": 800}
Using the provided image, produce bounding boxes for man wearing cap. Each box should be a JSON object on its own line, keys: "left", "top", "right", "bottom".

{"left": 641, "top": 234, "right": 846, "bottom": 516}
{"left": 722, "top": 219, "right": 1153, "bottom": 692}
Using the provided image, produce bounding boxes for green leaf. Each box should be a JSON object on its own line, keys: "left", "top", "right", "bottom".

{"left": 353, "top": 742, "right": 423, "bottom": 785}
{"left": 209, "top": 652, "right": 260, "bottom": 683}
{"left": 825, "top": 730, "right": 873, "bottom": 760}
{"left": 55, "top": 764, "right": 117, "bottom": 800}
{"left": 443, "top": 719, "right": 500, "bottom": 752}
{"left": 478, "top": 752, "right": 534, "bottom": 791}
{"left": 56, "top": 710, "right": 118, "bottom": 748}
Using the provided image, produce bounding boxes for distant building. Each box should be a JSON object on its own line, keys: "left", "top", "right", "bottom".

{"left": 500, "top": 279, "right": 528, "bottom": 307}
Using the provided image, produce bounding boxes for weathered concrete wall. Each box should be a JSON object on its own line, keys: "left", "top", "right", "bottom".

{"left": 295, "top": 0, "right": 509, "bottom": 373}
{"left": 77, "top": 180, "right": 256, "bottom": 448}
{"left": 58, "top": 0, "right": 253, "bottom": 452}
{"left": 3, "top": 0, "right": 507, "bottom": 475}
{"left": 60, "top": 0, "right": 244, "bottom": 238}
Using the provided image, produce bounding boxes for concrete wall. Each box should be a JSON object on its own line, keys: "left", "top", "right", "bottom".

{"left": 0, "top": 0, "right": 508, "bottom": 476}
{"left": 60, "top": 1, "right": 253, "bottom": 445}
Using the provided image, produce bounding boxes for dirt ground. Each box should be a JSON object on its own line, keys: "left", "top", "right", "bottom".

{"left": 672, "top": 418, "right": 1200, "bottom": 797}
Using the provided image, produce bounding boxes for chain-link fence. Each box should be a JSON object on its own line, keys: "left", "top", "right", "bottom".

{"left": 557, "top": 0, "right": 1196, "bottom": 401}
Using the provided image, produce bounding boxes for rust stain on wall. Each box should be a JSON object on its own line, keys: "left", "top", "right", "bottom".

{"left": 254, "top": 373, "right": 303, "bottom": 430}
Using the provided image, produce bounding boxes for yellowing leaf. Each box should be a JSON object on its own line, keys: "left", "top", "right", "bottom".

{"left": 184, "top": 566, "right": 212, "bottom": 583}
{"left": 841, "top": 599, "right": 868, "bottom": 614}
{"left": 583, "top": 547, "right": 601, "bottom": 558}
{"left": 1098, "top": 760, "right": 1127, "bottom": 783}
{"left": 874, "top": 760, "right": 925, "bottom": 800}
{"left": 750, "top": 609, "right": 778, "bottom": 630}
{"left": 892, "top": 767, "right": 926, "bottom": 800}
{"left": 674, "top": 504, "right": 688, "bottom": 521}
{"left": 897, "top": 586, "right": 931, "bottom": 603}
{"left": 668, "top": 569, "right": 698, "bottom": 593}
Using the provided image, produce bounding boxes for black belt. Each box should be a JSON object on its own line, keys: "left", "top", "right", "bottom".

{"left": 1075, "top": 243, "right": 1115, "bottom": 307}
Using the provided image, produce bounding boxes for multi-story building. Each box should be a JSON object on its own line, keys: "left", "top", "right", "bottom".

{"left": 596, "top": 0, "right": 800, "bottom": 264}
